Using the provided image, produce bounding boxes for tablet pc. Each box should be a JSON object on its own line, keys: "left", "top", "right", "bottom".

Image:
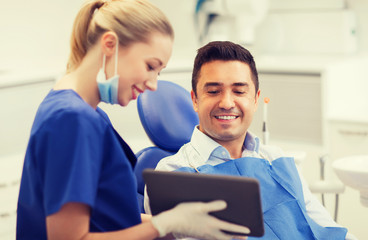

{"left": 143, "top": 169, "right": 264, "bottom": 237}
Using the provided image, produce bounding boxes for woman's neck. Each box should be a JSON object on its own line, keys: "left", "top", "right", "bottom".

{"left": 54, "top": 60, "right": 100, "bottom": 109}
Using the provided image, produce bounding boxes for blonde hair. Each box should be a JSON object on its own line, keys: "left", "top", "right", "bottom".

{"left": 66, "top": 0, "right": 174, "bottom": 73}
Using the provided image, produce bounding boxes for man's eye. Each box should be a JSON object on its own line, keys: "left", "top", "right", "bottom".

{"left": 234, "top": 88, "right": 247, "bottom": 94}
{"left": 207, "top": 90, "right": 219, "bottom": 94}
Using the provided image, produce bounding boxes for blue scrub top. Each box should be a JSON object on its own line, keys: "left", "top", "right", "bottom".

{"left": 17, "top": 89, "right": 141, "bottom": 239}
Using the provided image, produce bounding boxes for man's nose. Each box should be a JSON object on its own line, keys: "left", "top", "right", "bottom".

{"left": 218, "top": 92, "right": 235, "bottom": 109}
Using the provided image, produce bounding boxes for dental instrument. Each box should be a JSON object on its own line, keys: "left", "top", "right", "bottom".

{"left": 263, "top": 97, "right": 270, "bottom": 145}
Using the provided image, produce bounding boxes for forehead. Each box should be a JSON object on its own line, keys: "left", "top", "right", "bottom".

{"left": 146, "top": 32, "right": 173, "bottom": 57}
{"left": 123, "top": 32, "right": 172, "bottom": 64}
{"left": 198, "top": 60, "right": 254, "bottom": 88}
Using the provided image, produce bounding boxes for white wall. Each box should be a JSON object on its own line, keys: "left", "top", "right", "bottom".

{"left": 0, "top": 0, "right": 84, "bottom": 72}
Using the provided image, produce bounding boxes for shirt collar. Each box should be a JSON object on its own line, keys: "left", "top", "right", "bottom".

{"left": 190, "top": 127, "right": 261, "bottom": 160}
{"left": 191, "top": 127, "right": 222, "bottom": 162}
{"left": 244, "top": 131, "right": 260, "bottom": 153}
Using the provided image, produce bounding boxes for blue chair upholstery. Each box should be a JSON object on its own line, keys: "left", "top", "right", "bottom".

{"left": 137, "top": 80, "right": 199, "bottom": 152}
{"left": 134, "top": 80, "right": 199, "bottom": 212}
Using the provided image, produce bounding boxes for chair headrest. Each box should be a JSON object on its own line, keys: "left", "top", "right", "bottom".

{"left": 134, "top": 146, "right": 174, "bottom": 195}
{"left": 137, "top": 80, "right": 199, "bottom": 152}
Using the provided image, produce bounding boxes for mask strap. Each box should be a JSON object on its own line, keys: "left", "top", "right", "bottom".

{"left": 114, "top": 40, "right": 119, "bottom": 76}
{"left": 101, "top": 39, "right": 118, "bottom": 75}
{"left": 102, "top": 54, "right": 106, "bottom": 71}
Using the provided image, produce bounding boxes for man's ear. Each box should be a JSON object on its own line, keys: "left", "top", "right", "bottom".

{"left": 100, "top": 31, "right": 118, "bottom": 57}
{"left": 254, "top": 89, "right": 261, "bottom": 111}
{"left": 191, "top": 90, "right": 198, "bottom": 113}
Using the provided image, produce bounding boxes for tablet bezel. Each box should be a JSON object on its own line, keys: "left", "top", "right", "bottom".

{"left": 143, "top": 169, "right": 264, "bottom": 237}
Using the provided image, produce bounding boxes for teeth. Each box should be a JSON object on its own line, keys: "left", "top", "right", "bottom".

{"left": 216, "top": 115, "right": 237, "bottom": 120}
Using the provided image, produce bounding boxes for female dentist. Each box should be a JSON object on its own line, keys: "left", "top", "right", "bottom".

{"left": 16, "top": 0, "right": 250, "bottom": 239}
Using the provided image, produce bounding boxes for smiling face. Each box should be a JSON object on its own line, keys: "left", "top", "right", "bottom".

{"left": 192, "top": 60, "right": 260, "bottom": 147}
{"left": 115, "top": 32, "right": 173, "bottom": 106}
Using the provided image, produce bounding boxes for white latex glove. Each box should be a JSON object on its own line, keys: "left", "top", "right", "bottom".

{"left": 151, "top": 200, "right": 250, "bottom": 240}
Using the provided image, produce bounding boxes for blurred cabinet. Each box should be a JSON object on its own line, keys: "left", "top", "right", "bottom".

{"left": 249, "top": 72, "right": 323, "bottom": 145}
{"left": 328, "top": 120, "right": 368, "bottom": 159}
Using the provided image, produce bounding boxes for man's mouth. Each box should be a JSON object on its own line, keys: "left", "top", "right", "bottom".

{"left": 215, "top": 115, "right": 238, "bottom": 120}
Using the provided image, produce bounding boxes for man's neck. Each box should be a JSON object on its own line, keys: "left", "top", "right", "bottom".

{"left": 217, "top": 138, "right": 245, "bottom": 159}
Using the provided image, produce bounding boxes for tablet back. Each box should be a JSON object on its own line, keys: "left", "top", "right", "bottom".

{"left": 143, "top": 169, "right": 264, "bottom": 237}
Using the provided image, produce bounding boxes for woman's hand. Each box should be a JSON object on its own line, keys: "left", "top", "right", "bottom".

{"left": 151, "top": 200, "right": 250, "bottom": 240}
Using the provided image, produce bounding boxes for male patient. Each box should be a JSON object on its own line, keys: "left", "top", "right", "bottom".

{"left": 144, "top": 41, "right": 355, "bottom": 239}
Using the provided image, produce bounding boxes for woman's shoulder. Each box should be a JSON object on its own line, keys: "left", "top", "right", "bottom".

{"left": 33, "top": 89, "right": 108, "bottom": 133}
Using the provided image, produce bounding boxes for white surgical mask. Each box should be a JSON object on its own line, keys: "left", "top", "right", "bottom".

{"left": 96, "top": 41, "right": 120, "bottom": 104}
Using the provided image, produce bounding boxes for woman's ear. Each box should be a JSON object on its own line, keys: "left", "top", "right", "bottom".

{"left": 100, "top": 31, "right": 118, "bottom": 57}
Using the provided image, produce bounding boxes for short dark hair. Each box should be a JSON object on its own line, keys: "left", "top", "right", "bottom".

{"left": 191, "top": 41, "right": 259, "bottom": 96}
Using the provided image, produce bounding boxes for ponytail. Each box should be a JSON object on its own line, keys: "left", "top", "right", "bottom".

{"left": 66, "top": 0, "right": 174, "bottom": 73}
{"left": 66, "top": 1, "right": 105, "bottom": 73}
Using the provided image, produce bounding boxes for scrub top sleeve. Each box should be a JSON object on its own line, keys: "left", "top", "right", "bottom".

{"left": 38, "top": 111, "right": 104, "bottom": 216}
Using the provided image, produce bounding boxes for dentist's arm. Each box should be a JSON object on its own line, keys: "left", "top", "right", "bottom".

{"left": 46, "top": 202, "right": 160, "bottom": 240}
{"left": 47, "top": 201, "right": 250, "bottom": 240}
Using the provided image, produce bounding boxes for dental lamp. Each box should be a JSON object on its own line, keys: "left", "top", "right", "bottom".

{"left": 195, "top": 0, "right": 269, "bottom": 46}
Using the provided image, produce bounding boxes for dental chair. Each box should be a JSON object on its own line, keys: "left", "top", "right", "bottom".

{"left": 134, "top": 80, "right": 199, "bottom": 212}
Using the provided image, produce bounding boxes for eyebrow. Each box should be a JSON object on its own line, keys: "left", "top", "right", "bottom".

{"left": 233, "top": 82, "right": 249, "bottom": 87}
{"left": 204, "top": 82, "right": 250, "bottom": 88}
{"left": 153, "top": 58, "right": 163, "bottom": 67}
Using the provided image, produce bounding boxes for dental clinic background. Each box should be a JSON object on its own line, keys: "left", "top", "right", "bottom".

{"left": 1, "top": 0, "right": 368, "bottom": 239}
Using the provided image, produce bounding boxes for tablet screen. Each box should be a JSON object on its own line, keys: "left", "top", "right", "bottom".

{"left": 143, "top": 169, "right": 264, "bottom": 237}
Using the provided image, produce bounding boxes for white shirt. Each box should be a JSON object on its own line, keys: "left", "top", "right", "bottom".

{"left": 144, "top": 127, "right": 357, "bottom": 240}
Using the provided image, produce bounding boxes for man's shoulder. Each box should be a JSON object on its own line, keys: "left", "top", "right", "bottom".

{"left": 259, "top": 143, "right": 285, "bottom": 161}
{"left": 155, "top": 143, "right": 193, "bottom": 171}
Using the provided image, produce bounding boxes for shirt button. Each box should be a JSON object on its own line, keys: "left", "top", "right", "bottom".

{"left": 222, "top": 151, "right": 226, "bottom": 156}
